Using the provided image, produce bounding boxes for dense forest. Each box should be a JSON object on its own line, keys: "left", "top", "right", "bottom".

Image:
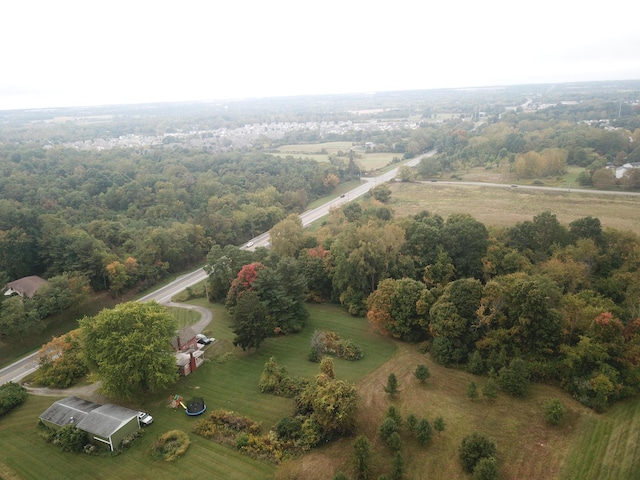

{"left": 2, "top": 82, "right": 640, "bottom": 414}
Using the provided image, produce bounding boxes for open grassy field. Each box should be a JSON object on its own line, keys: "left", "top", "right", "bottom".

{"left": 0, "top": 303, "right": 397, "bottom": 480}
{"left": 276, "top": 142, "right": 352, "bottom": 156}
{"left": 274, "top": 142, "right": 400, "bottom": 172}
{"left": 389, "top": 182, "right": 640, "bottom": 235}
{"left": 560, "top": 397, "right": 640, "bottom": 479}
{"left": 3, "top": 299, "right": 639, "bottom": 479}
{"left": 279, "top": 344, "right": 594, "bottom": 480}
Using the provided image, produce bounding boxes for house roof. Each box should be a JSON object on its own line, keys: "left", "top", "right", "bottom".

{"left": 4, "top": 275, "right": 48, "bottom": 298}
{"left": 39, "top": 397, "right": 138, "bottom": 438}
{"left": 38, "top": 396, "right": 101, "bottom": 427}
{"left": 170, "top": 326, "right": 197, "bottom": 350}
{"left": 76, "top": 404, "right": 138, "bottom": 438}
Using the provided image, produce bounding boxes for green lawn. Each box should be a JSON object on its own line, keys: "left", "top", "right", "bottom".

{"left": 0, "top": 302, "right": 396, "bottom": 480}
{"left": 561, "top": 397, "right": 640, "bottom": 479}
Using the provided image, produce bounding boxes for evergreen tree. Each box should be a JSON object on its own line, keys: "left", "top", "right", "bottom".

{"left": 467, "top": 382, "right": 479, "bottom": 401}
{"left": 384, "top": 373, "right": 399, "bottom": 395}
{"left": 353, "top": 435, "right": 372, "bottom": 480}
{"left": 414, "top": 364, "right": 431, "bottom": 384}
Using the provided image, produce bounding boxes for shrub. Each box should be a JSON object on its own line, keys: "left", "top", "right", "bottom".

{"left": 459, "top": 433, "right": 497, "bottom": 473}
{"left": 337, "top": 339, "right": 364, "bottom": 361}
{"left": 433, "top": 416, "right": 446, "bottom": 434}
{"left": 414, "top": 364, "right": 430, "bottom": 384}
{"left": 473, "top": 456, "right": 499, "bottom": 480}
{"left": 53, "top": 424, "right": 88, "bottom": 453}
{"left": 415, "top": 419, "right": 432, "bottom": 446}
{"left": 152, "top": 430, "right": 190, "bottom": 462}
{"left": 0, "top": 382, "right": 27, "bottom": 417}
{"left": 310, "top": 330, "right": 364, "bottom": 361}
{"left": 275, "top": 417, "right": 302, "bottom": 441}
{"left": 542, "top": 398, "right": 567, "bottom": 425}
{"left": 259, "top": 357, "right": 308, "bottom": 397}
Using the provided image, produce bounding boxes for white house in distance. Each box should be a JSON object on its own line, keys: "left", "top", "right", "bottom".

{"left": 614, "top": 162, "right": 640, "bottom": 179}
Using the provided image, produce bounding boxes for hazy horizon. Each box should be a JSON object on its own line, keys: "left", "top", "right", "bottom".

{"left": 2, "top": 0, "right": 639, "bottom": 111}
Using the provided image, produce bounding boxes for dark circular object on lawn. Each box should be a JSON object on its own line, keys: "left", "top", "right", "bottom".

{"left": 185, "top": 397, "right": 206, "bottom": 416}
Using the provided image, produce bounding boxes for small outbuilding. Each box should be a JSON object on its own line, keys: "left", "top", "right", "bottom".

{"left": 39, "top": 396, "right": 141, "bottom": 451}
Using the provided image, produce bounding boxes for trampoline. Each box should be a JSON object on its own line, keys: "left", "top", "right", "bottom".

{"left": 185, "top": 397, "right": 206, "bottom": 416}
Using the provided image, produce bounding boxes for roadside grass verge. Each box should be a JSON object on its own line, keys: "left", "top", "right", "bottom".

{"left": 560, "top": 397, "right": 640, "bottom": 480}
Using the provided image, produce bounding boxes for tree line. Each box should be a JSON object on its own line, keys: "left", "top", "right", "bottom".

{"left": 209, "top": 194, "right": 640, "bottom": 412}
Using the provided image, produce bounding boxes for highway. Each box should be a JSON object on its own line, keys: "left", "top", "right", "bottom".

{"left": 0, "top": 153, "right": 432, "bottom": 385}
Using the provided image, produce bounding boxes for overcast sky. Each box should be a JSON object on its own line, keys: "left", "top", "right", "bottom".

{"left": 1, "top": 0, "right": 639, "bottom": 110}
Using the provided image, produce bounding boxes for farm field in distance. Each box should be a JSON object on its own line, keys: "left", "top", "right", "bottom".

{"left": 273, "top": 142, "right": 401, "bottom": 171}
{"left": 389, "top": 182, "right": 640, "bottom": 235}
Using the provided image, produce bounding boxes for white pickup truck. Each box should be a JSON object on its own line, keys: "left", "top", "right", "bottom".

{"left": 138, "top": 411, "right": 153, "bottom": 426}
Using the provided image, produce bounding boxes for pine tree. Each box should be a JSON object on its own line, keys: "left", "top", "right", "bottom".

{"left": 384, "top": 373, "right": 399, "bottom": 395}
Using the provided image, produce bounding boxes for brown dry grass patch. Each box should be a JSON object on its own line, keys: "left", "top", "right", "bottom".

{"left": 277, "top": 344, "right": 589, "bottom": 480}
{"left": 390, "top": 182, "right": 640, "bottom": 235}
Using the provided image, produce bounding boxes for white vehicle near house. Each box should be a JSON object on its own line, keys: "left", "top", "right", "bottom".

{"left": 196, "top": 333, "right": 214, "bottom": 345}
{"left": 138, "top": 411, "right": 153, "bottom": 426}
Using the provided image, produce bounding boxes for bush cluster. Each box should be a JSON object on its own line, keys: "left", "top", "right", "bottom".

{"left": 193, "top": 409, "right": 295, "bottom": 463}
{"left": 0, "top": 382, "right": 27, "bottom": 417}
{"left": 258, "top": 357, "right": 309, "bottom": 397}
{"left": 151, "top": 430, "right": 190, "bottom": 462}
{"left": 309, "top": 330, "right": 364, "bottom": 362}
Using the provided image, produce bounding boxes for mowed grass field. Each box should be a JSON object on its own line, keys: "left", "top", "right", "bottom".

{"left": 3, "top": 298, "right": 639, "bottom": 479}
{"left": 560, "top": 397, "right": 640, "bottom": 480}
{"left": 280, "top": 344, "right": 595, "bottom": 480}
{"left": 390, "top": 182, "right": 640, "bottom": 235}
{"left": 0, "top": 303, "right": 397, "bottom": 480}
{"left": 274, "top": 142, "right": 400, "bottom": 172}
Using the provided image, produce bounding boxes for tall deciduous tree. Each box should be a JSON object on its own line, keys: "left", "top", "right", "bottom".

{"left": 442, "top": 214, "right": 488, "bottom": 279}
{"left": 366, "top": 277, "right": 426, "bottom": 341}
{"left": 231, "top": 290, "right": 272, "bottom": 351}
{"left": 0, "top": 296, "right": 41, "bottom": 337}
{"left": 80, "top": 301, "right": 178, "bottom": 398}
{"left": 270, "top": 213, "right": 305, "bottom": 258}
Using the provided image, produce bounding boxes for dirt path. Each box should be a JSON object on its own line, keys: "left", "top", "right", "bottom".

{"left": 24, "top": 381, "right": 109, "bottom": 404}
